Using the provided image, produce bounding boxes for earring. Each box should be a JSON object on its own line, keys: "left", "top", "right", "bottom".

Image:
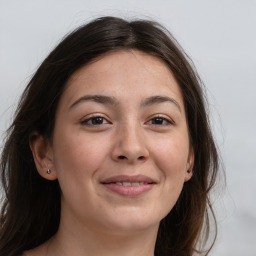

{"left": 46, "top": 169, "right": 51, "bottom": 174}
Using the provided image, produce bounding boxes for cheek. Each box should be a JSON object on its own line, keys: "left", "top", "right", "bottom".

{"left": 145, "top": 135, "right": 190, "bottom": 221}
{"left": 155, "top": 137, "right": 189, "bottom": 209}
{"left": 52, "top": 131, "right": 110, "bottom": 180}
{"left": 151, "top": 133, "right": 189, "bottom": 201}
{"left": 152, "top": 134, "right": 190, "bottom": 176}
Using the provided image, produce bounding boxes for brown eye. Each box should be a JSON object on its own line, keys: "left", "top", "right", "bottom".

{"left": 90, "top": 117, "right": 105, "bottom": 125}
{"left": 149, "top": 117, "right": 172, "bottom": 125}
{"left": 152, "top": 117, "right": 164, "bottom": 125}
{"left": 81, "top": 116, "right": 109, "bottom": 126}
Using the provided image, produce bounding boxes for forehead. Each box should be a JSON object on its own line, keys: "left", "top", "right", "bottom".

{"left": 68, "top": 50, "right": 177, "bottom": 86}
{"left": 60, "top": 50, "right": 184, "bottom": 109}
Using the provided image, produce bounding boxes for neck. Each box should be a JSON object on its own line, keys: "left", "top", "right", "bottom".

{"left": 47, "top": 214, "right": 159, "bottom": 256}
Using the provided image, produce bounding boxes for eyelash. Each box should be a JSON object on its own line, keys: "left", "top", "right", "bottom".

{"left": 81, "top": 115, "right": 110, "bottom": 126}
{"left": 81, "top": 115, "right": 173, "bottom": 127}
{"left": 146, "top": 116, "right": 174, "bottom": 126}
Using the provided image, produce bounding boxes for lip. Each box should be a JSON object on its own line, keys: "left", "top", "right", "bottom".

{"left": 101, "top": 174, "right": 155, "bottom": 184}
{"left": 100, "top": 175, "right": 156, "bottom": 197}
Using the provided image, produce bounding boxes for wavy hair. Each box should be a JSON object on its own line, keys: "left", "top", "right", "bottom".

{"left": 0, "top": 16, "right": 220, "bottom": 256}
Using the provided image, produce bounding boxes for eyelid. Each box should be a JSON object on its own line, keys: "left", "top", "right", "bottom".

{"left": 146, "top": 114, "right": 175, "bottom": 125}
{"left": 80, "top": 113, "right": 112, "bottom": 126}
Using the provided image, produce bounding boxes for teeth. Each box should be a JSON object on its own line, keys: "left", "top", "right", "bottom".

{"left": 115, "top": 182, "right": 145, "bottom": 186}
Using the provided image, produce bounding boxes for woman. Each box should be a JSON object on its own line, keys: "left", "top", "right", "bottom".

{"left": 0, "top": 16, "right": 220, "bottom": 256}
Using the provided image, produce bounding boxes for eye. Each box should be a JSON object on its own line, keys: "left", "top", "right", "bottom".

{"left": 147, "top": 116, "right": 173, "bottom": 126}
{"left": 81, "top": 115, "right": 110, "bottom": 126}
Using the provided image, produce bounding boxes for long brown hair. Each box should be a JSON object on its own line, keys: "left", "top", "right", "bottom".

{"left": 0, "top": 16, "right": 220, "bottom": 256}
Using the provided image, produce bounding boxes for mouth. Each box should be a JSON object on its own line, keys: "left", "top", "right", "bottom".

{"left": 100, "top": 175, "right": 156, "bottom": 197}
{"left": 107, "top": 181, "right": 151, "bottom": 186}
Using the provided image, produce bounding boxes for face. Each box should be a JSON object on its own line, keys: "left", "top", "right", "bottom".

{"left": 37, "top": 50, "right": 193, "bottom": 235}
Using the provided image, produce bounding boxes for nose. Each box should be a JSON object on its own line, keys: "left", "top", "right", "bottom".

{"left": 111, "top": 123, "right": 149, "bottom": 164}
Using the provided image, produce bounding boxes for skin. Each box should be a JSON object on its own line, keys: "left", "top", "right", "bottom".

{"left": 29, "top": 50, "right": 193, "bottom": 256}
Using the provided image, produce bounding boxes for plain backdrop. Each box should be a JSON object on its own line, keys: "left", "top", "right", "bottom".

{"left": 0, "top": 1, "right": 256, "bottom": 255}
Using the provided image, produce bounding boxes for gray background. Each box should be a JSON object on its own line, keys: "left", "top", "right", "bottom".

{"left": 0, "top": 0, "right": 255, "bottom": 255}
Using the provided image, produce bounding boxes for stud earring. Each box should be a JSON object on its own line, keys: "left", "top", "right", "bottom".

{"left": 46, "top": 169, "right": 51, "bottom": 174}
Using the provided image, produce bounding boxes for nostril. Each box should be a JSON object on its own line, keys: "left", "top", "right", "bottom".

{"left": 117, "top": 155, "right": 146, "bottom": 161}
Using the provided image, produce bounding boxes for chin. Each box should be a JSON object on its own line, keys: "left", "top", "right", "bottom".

{"left": 106, "top": 220, "right": 159, "bottom": 234}
{"left": 101, "top": 208, "right": 163, "bottom": 233}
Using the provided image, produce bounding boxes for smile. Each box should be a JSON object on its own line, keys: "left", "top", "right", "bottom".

{"left": 115, "top": 182, "right": 146, "bottom": 186}
{"left": 101, "top": 175, "right": 156, "bottom": 197}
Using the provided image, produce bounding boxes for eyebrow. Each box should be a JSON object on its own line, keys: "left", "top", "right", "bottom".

{"left": 141, "top": 95, "right": 181, "bottom": 112}
{"left": 69, "top": 95, "right": 119, "bottom": 110}
{"left": 69, "top": 94, "right": 181, "bottom": 112}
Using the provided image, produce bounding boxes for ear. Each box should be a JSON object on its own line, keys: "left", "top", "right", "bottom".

{"left": 29, "top": 133, "right": 57, "bottom": 181}
{"left": 184, "top": 148, "right": 194, "bottom": 182}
